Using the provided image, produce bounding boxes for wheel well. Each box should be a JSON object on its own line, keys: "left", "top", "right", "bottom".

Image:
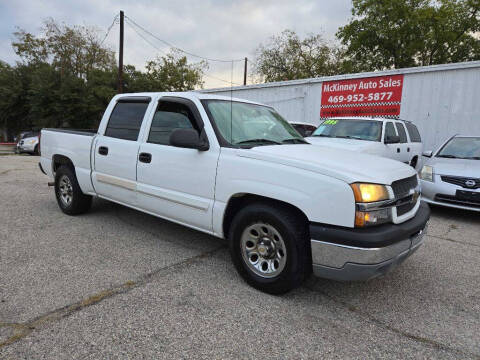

{"left": 410, "top": 155, "right": 418, "bottom": 167}
{"left": 52, "top": 154, "right": 74, "bottom": 175}
{"left": 222, "top": 194, "right": 309, "bottom": 239}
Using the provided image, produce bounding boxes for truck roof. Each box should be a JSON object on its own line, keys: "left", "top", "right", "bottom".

{"left": 113, "top": 91, "right": 266, "bottom": 107}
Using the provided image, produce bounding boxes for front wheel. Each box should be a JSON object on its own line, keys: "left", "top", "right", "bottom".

{"left": 54, "top": 166, "right": 92, "bottom": 215}
{"left": 229, "top": 202, "right": 310, "bottom": 294}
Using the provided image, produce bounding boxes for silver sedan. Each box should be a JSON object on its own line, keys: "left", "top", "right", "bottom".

{"left": 420, "top": 135, "right": 480, "bottom": 211}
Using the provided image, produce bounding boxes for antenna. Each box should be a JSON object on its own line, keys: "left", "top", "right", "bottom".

{"left": 230, "top": 60, "right": 234, "bottom": 143}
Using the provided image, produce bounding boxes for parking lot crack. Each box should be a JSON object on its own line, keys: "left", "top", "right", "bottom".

{"left": 305, "top": 286, "right": 480, "bottom": 359}
{"left": 428, "top": 234, "right": 480, "bottom": 250}
{"left": 0, "top": 245, "right": 225, "bottom": 350}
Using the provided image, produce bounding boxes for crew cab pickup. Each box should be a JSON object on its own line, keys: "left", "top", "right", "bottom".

{"left": 39, "top": 92, "right": 430, "bottom": 294}
{"left": 307, "top": 117, "right": 424, "bottom": 170}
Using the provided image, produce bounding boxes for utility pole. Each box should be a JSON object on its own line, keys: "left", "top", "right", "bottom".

{"left": 243, "top": 57, "right": 247, "bottom": 86}
{"left": 118, "top": 10, "right": 124, "bottom": 93}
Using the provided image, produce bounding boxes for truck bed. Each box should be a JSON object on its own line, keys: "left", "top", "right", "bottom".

{"left": 42, "top": 128, "right": 97, "bottom": 136}
{"left": 40, "top": 128, "right": 97, "bottom": 195}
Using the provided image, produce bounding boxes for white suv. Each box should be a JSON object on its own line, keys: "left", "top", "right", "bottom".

{"left": 307, "top": 117, "right": 423, "bottom": 169}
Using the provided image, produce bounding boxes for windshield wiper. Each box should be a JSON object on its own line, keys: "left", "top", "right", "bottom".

{"left": 312, "top": 134, "right": 331, "bottom": 137}
{"left": 236, "top": 139, "right": 282, "bottom": 146}
{"left": 281, "top": 138, "right": 309, "bottom": 144}
{"left": 333, "top": 135, "right": 359, "bottom": 139}
{"left": 437, "top": 154, "right": 459, "bottom": 158}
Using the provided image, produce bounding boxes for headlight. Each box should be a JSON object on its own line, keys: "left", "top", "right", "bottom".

{"left": 420, "top": 165, "right": 433, "bottom": 182}
{"left": 28, "top": 139, "right": 36, "bottom": 144}
{"left": 350, "top": 183, "right": 389, "bottom": 203}
{"left": 351, "top": 183, "right": 391, "bottom": 227}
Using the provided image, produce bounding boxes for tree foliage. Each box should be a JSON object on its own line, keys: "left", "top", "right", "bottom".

{"left": 253, "top": 30, "right": 349, "bottom": 82}
{"left": 337, "top": 0, "right": 480, "bottom": 71}
{"left": 0, "top": 19, "right": 205, "bottom": 140}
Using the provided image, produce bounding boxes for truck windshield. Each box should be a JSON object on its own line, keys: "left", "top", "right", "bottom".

{"left": 202, "top": 100, "right": 306, "bottom": 147}
{"left": 312, "top": 119, "right": 382, "bottom": 141}
{"left": 436, "top": 137, "right": 480, "bottom": 160}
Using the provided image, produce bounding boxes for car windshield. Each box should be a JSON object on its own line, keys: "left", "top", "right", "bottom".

{"left": 312, "top": 119, "right": 382, "bottom": 141}
{"left": 437, "top": 137, "right": 480, "bottom": 159}
{"left": 202, "top": 100, "right": 305, "bottom": 147}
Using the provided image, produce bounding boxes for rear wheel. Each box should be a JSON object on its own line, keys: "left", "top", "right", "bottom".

{"left": 229, "top": 202, "right": 310, "bottom": 294}
{"left": 54, "top": 166, "right": 92, "bottom": 215}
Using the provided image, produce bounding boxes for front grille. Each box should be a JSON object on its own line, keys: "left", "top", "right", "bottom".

{"left": 396, "top": 201, "right": 416, "bottom": 216}
{"left": 435, "top": 194, "right": 480, "bottom": 208}
{"left": 20, "top": 140, "right": 24, "bottom": 145}
{"left": 391, "top": 175, "right": 418, "bottom": 198}
{"left": 441, "top": 176, "right": 480, "bottom": 189}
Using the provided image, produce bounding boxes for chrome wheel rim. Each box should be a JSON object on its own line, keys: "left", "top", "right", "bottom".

{"left": 240, "top": 222, "right": 287, "bottom": 278}
{"left": 59, "top": 175, "right": 73, "bottom": 206}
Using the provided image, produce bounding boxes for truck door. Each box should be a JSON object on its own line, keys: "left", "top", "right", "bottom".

{"left": 92, "top": 97, "right": 152, "bottom": 206}
{"left": 383, "top": 121, "right": 402, "bottom": 162}
{"left": 136, "top": 97, "right": 218, "bottom": 232}
{"left": 394, "top": 121, "right": 410, "bottom": 164}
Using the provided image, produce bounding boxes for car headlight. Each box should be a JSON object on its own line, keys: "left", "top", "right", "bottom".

{"left": 420, "top": 165, "right": 434, "bottom": 182}
{"left": 351, "top": 183, "right": 389, "bottom": 203}
{"left": 350, "top": 183, "right": 392, "bottom": 227}
{"left": 28, "top": 139, "right": 36, "bottom": 144}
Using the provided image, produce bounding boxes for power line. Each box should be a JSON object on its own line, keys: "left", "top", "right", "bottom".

{"left": 100, "top": 14, "right": 119, "bottom": 45}
{"left": 125, "top": 19, "right": 242, "bottom": 86}
{"left": 125, "top": 14, "right": 245, "bottom": 63}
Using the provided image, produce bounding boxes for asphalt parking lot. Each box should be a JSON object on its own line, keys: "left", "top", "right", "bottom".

{"left": 0, "top": 155, "right": 479, "bottom": 359}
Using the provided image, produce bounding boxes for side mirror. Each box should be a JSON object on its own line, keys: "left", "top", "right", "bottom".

{"left": 422, "top": 150, "right": 433, "bottom": 157}
{"left": 385, "top": 135, "right": 400, "bottom": 144}
{"left": 169, "top": 128, "right": 209, "bottom": 151}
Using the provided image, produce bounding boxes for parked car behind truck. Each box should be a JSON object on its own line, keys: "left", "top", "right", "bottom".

{"left": 307, "top": 117, "right": 423, "bottom": 169}
{"left": 39, "top": 92, "right": 430, "bottom": 294}
{"left": 16, "top": 131, "right": 40, "bottom": 155}
{"left": 420, "top": 135, "right": 480, "bottom": 211}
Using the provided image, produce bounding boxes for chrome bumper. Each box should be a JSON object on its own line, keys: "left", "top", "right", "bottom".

{"left": 311, "top": 227, "right": 425, "bottom": 281}
{"left": 309, "top": 202, "right": 430, "bottom": 281}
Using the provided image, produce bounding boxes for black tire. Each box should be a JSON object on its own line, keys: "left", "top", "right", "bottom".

{"left": 33, "top": 145, "right": 39, "bottom": 156}
{"left": 54, "top": 166, "right": 92, "bottom": 215}
{"left": 229, "top": 202, "right": 311, "bottom": 294}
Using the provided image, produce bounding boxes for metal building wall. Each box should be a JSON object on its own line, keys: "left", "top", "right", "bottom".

{"left": 202, "top": 62, "right": 480, "bottom": 151}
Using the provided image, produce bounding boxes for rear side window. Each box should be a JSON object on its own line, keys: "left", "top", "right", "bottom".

{"left": 406, "top": 123, "right": 422, "bottom": 142}
{"left": 105, "top": 102, "right": 150, "bottom": 141}
{"left": 147, "top": 101, "right": 197, "bottom": 145}
{"left": 385, "top": 122, "right": 396, "bottom": 139}
{"left": 394, "top": 122, "right": 408, "bottom": 143}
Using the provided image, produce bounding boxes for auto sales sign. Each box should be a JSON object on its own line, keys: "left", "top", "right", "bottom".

{"left": 320, "top": 75, "right": 404, "bottom": 118}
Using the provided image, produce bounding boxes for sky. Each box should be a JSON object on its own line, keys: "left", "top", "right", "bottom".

{"left": 0, "top": 0, "right": 353, "bottom": 89}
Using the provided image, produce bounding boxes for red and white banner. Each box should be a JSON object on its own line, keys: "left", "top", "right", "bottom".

{"left": 320, "top": 75, "right": 404, "bottom": 118}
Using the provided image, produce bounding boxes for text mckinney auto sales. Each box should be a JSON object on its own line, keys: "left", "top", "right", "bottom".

{"left": 323, "top": 78, "right": 402, "bottom": 93}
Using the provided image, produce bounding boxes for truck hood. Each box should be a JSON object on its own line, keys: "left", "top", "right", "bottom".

{"left": 427, "top": 157, "right": 480, "bottom": 177}
{"left": 237, "top": 144, "right": 416, "bottom": 184}
{"left": 306, "top": 136, "right": 378, "bottom": 153}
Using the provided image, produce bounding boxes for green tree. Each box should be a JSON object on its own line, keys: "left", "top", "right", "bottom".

{"left": 13, "top": 18, "right": 116, "bottom": 79}
{"left": 0, "top": 62, "right": 33, "bottom": 139}
{"left": 140, "top": 52, "right": 206, "bottom": 92}
{"left": 337, "top": 0, "right": 480, "bottom": 71}
{"left": 253, "top": 30, "right": 347, "bottom": 82}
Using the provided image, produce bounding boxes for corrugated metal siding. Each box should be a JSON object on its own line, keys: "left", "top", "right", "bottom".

{"left": 202, "top": 62, "right": 480, "bottom": 150}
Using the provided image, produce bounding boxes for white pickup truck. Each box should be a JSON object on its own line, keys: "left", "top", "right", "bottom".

{"left": 39, "top": 92, "right": 430, "bottom": 294}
